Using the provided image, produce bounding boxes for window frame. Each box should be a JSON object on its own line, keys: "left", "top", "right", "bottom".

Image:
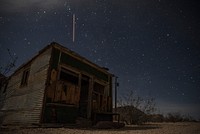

{"left": 20, "top": 68, "right": 30, "bottom": 87}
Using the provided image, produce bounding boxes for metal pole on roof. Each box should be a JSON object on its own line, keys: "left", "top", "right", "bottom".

{"left": 72, "top": 14, "right": 76, "bottom": 43}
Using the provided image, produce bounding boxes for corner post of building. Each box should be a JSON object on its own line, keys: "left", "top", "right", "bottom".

{"left": 114, "top": 76, "right": 119, "bottom": 113}
{"left": 78, "top": 73, "right": 82, "bottom": 107}
{"left": 87, "top": 77, "right": 93, "bottom": 119}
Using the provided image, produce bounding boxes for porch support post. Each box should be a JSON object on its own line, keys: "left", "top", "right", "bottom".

{"left": 87, "top": 77, "right": 93, "bottom": 119}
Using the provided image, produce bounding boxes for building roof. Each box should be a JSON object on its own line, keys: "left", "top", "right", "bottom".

{"left": 11, "top": 42, "right": 112, "bottom": 77}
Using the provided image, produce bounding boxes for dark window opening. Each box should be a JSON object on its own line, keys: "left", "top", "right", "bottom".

{"left": 3, "top": 82, "right": 8, "bottom": 93}
{"left": 80, "top": 75, "right": 89, "bottom": 100}
{"left": 59, "top": 69, "right": 78, "bottom": 85}
{"left": 21, "top": 69, "right": 30, "bottom": 86}
{"left": 93, "top": 82, "right": 105, "bottom": 94}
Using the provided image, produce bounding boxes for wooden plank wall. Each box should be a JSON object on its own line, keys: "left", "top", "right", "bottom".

{"left": 1, "top": 47, "right": 52, "bottom": 125}
{"left": 46, "top": 81, "right": 80, "bottom": 105}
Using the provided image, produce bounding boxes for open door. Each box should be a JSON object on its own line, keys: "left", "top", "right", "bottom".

{"left": 78, "top": 75, "right": 90, "bottom": 118}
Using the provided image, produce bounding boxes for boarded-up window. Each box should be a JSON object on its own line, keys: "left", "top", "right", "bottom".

{"left": 93, "top": 82, "right": 107, "bottom": 112}
{"left": 46, "top": 68, "right": 80, "bottom": 105}
{"left": 21, "top": 68, "right": 30, "bottom": 86}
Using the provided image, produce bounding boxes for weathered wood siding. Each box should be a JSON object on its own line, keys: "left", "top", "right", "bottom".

{"left": 0, "top": 82, "right": 7, "bottom": 123}
{"left": 1, "top": 47, "right": 52, "bottom": 125}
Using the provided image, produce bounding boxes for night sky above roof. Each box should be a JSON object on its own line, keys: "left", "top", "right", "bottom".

{"left": 0, "top": 0, "right": 200, "bottom": 119}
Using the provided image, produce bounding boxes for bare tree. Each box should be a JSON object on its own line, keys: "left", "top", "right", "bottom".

{"left": 142, "top": 98, "right": 156, "bottom": 115}
{"left": 165, "top": 112, "right": 196, "bottom": 122}
{"left": 117, "top": 90, "right": 156, "bottom": 124}
{"left": 0, "top": 49, "right": 18, "bottom": 76}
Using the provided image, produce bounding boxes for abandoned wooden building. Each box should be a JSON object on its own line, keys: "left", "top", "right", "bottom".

{"left": 0, "top": 42, "right": 116, "bottom": 125}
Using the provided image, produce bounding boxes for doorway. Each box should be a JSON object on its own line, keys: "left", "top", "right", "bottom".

{"left": 78, "top": 75, "right": 90, "bottom": 118}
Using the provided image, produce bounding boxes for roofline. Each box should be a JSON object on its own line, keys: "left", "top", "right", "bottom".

{"left": 50, "top": 42, "right": 112, "bottom": 75}
{"left": 9, "top": 43, "right": 52, "bottom": 77}
{"left": 9, "top": 42, "right": 112, "bottom": 78}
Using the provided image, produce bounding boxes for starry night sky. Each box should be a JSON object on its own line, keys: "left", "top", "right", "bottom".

{"left": 0, "top": 0, "right": 200, "bottom": 119}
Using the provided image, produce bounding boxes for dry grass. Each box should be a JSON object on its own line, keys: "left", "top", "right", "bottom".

{"left": 1, "top": 122, "right": 200, "bottom": 134}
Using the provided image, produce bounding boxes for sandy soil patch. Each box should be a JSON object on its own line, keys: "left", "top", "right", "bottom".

{"left": 1, "top": 122, "right": 200, "bottom": 134}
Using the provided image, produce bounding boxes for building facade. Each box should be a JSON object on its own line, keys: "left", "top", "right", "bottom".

{"left": 0, "top": 42, "right": 114, "bottom": 125}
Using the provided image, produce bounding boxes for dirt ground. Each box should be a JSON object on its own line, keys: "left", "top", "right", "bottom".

{"left": 1, "top": 122, "right": 200, "bottom": 134}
